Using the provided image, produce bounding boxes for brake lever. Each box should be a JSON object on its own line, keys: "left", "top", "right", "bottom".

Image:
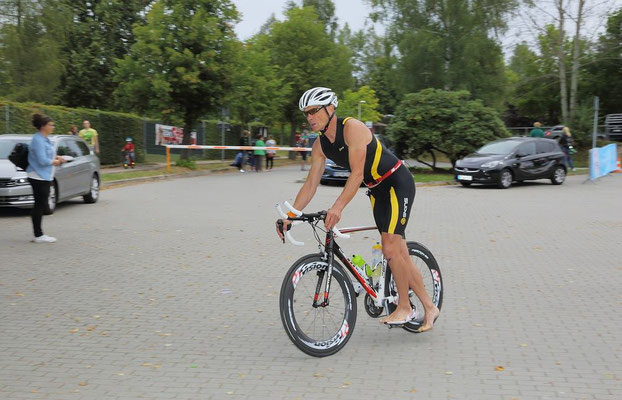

{"left": 277, "top": 220, "right": 284, "bottom": 243}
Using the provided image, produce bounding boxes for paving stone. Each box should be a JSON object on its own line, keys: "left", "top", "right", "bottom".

{"left": 1, "top": 168, "right": 620, "bottom": 399}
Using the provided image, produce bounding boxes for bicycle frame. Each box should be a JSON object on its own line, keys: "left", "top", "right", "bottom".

{"left": 315, "top": 225, "right": 397, "bottom": 311}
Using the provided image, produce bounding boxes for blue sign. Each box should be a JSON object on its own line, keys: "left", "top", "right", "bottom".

{"left": 589, "top": 143, "right": 617, "bottom": 180}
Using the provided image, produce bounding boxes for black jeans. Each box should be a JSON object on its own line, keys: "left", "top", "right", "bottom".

{"left": 28, "top": 178, "right": 51, "bottom": 237}
{"left": 266, "top": 155, "right": 274, "bottom": 169}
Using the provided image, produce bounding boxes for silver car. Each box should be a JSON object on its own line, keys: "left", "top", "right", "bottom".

{"left": 0, "top": 134, "right": 101, "bottom": 213}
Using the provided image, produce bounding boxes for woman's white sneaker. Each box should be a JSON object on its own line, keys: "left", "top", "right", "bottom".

{"left": 33, "top": 235, "right": 56, "bottom": 243}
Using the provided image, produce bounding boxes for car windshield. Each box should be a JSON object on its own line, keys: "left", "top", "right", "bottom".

{"left": 476, "top": 141, "right": 518, "bottom": 155}
{"left": 0, "top": 139, "right": 30, "bottom": 159}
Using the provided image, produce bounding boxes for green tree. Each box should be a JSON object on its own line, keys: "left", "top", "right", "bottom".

{"left": 303, "top": 0, "right": 338, "bottom": 38}
{"left": 261, "top": 6, "right": 354, "bottom": 145}
{"left": 506, "top": 24, "right": 592, "bottom": 128}
{"left": 588, "top": 8, "right": 622, "bottom": 116}
{"left": 114, "top": 0, "right": 241, "bottom": 159}
{"left": 507, "top": 41, "right": 561, "bottom": 124}
{"left": 388, "top": 89, "right": 509, "bottom": 168}
{"left": 0, "top": 0, "right": 68, "bottom": 103}
{"left": 370, "top": 0, "right": 516, "bottom": 110}
{"left": 228, "top": 37, "right": 290, "bottom": 126}
{"left": 338, "top": 86, "right": 382, "bottom": 122}
{"left": 58, "top": 0, "right": 149, "bottom": 109}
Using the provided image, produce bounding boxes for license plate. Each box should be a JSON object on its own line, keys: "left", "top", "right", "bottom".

{"left": 333, "top": 172, "right": 349, "bottom": 177}
{"left": 457, "top": 175, "right": 473, "bottom": 181}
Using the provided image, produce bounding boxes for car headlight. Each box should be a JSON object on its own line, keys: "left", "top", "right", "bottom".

{"left": 481, "top": 160, "right": 502, "bottom": 169}
{"left": 11, "top": 177, "right": 29, "bottom": 186}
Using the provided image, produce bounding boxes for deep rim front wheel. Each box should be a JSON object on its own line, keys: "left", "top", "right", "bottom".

{"left": 279, "top": 254, "right": 357, "bottom": 357}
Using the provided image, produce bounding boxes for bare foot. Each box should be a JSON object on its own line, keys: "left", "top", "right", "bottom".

{"left": 417, "top": 306, "right": 440, "bottom": 333}
{"left": 380, "top": 307, "right": 414, "bottom": 325}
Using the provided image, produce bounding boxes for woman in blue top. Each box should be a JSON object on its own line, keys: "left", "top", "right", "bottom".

{"left": 27, "top": 114, "right": 66, "bottom": 243}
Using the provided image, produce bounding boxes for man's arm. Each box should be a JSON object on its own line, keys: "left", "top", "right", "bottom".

{"left": 93, "top": 131, "right": 99, "bottom": 153}
{"left": 291, "top": 139, "right": 326, "bottom": 211}
{"left": 276, "top": 140, "right": 326, "bottom": 241}
{"left": 325, "top": 120, "right": 369, "bottom": 230}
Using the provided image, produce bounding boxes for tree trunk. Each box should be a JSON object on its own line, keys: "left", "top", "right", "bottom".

{"left": 556, "top": 0, "right": 569, "bottom": 125}
{"left": 569, "top": 0, "right": 585, "bottom": 124}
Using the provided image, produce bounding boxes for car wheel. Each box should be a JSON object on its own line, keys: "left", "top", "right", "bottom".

{"left": 551, "top": 165, "right": 566, "bottom": 185}
{"left": 45, "top": 181, "right": 57, "bottom": 215}
{"left": 497, "top": 169, "right": 513, "bottom": 189}
{"left": 83, "top": 174, "right": 100, "bottom": 203}
{"left": 459, "top": 182, "right": 471, "bottom": 187}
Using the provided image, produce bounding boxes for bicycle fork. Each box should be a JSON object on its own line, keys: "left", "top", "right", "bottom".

{"left": 312, "top": 231, "right": 336, "bottom": 308}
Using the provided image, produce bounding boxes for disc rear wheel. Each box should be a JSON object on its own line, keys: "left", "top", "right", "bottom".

{"left": 384, "top": 242, "right": 443, "bottom": 333}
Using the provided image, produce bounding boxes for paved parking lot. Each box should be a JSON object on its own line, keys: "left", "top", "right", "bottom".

{"left": 1, "top": 167, "right": 621, "bottom": 399}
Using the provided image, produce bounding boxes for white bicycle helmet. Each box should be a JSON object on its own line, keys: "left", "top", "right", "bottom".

{"left": 299, "top": 87, "right": 338, "bottom": 111}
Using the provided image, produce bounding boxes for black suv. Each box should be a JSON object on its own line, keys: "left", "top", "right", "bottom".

{"left": 454, "top": 137, "right": 567, "bottom": 189}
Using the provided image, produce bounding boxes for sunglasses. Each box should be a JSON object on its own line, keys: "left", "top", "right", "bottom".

{"left": 302, "top": 105, "right": 326, "bottom": 117}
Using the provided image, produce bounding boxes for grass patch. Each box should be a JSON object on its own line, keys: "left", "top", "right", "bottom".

{"left": 409, "top": 167, "right": 454, "bottom": 183}
{"left": 101, "top": 166, "right": 189, "bottom": 182}
{"left": 413, "top": 173, "right": 455, "bottom": 182}
{"left": 101, "top": 157, "right": 300, "bottom": 182}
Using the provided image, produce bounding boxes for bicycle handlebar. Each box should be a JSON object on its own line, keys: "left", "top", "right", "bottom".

{"left": 275, "top": 201, "right": 350, "bottom": 246}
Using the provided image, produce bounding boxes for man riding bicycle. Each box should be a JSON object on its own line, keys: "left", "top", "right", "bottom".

{"left": 276, "top": 87, "right": 439, "bottom": 331}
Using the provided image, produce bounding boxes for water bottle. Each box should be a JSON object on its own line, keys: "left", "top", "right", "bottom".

{"left": 366, "top": 243, "right": 382, "bottom": 282}
{"left": 371, "top": 242, "right": 382, "bottom": 269}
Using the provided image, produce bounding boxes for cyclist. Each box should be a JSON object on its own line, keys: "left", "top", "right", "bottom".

{"left": 276, "top": 87, "right": 439, "bottom": 331}
{"left": 121, "top": 137, "right": 136, "bottom": 165}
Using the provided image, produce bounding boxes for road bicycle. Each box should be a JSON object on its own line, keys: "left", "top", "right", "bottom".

{"left": 276, "top": 202, "right": 443, "bottom": 357}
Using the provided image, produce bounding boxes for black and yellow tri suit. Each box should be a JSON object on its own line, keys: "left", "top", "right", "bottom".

{"left": 319, "top": 117, "right": 415, "bottom": 238}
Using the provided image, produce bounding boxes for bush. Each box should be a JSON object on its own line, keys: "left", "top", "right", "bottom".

{"left": 0, "top": 98, "right": 151, "bottom": 165}
{"left": 175, "top": 157, "right": 197, "bottom": 169}
{"left": 388, "top": 89, "right": 509, "bottom": 166}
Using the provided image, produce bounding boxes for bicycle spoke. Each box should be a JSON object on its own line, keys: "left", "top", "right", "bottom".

{"left": 291, "top": 268, "right": 346, "bottom": 341}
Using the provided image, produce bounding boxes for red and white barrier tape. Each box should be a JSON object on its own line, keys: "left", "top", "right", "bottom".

{"left": 163, "top": 144, "right": 312, "bottom": 152}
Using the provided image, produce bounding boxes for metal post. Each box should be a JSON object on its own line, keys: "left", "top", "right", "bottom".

{"left": 592, "top": 96, "right": 599, "bottom": 149}
{"left": 166, "top": 146, "right": 171, "bottom": 173}
{"left": 358, "top": 100, "right": 366, "bottom": 120}
{"left": 142, "top": 119, "right": 147, "bottom": 159}
{"left": 220, "top": 108, "right": 229, "bottom": 161}
{"left": 220, "top": 121, "right": 225, "bottom": 161}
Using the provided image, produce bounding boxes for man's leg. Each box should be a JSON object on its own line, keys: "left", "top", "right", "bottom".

{"left": 398, "top": 237, "right": 439, "bottom": 331}
{"left": 380, "top": 233, "right": 439, "bottom": 329}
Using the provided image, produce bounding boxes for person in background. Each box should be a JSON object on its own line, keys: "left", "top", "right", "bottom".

{"left": 253, "top": 134, "right": 266, "bottom": 172}
{"left": 27, "top": 113, "right": 66, "bottom": 243}
{"left": 121, "top": 137, "right": 136, "bottom": 164}
{"left": 529, "top": 122, "right": 544, "bottom": 137}
{"left": 244, "top": 130, "right": 255, "bottom": 170}
{"left": 265, "top": 135, "right": 276, "bottom": 170}
{"left": 68, "top": 125, "right": 79, "bottom": 136}
{"left": 79, "top": 120, "right": 99, "bottom": 155}
{"left": 559, "top": 126, "right": 575, "bottom": 171}
{"left": 230, "top": 151, "right": 245, "bottom": 173}
{"left": 298, "top": 132, "right": 309, "bottom": 171}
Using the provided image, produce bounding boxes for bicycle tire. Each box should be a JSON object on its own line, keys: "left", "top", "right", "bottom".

{"left": 279, "top": 254, "right": 357, "bottom": 357}
{"left": 384, "top": 242, "right": 443, "bottom": 333}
